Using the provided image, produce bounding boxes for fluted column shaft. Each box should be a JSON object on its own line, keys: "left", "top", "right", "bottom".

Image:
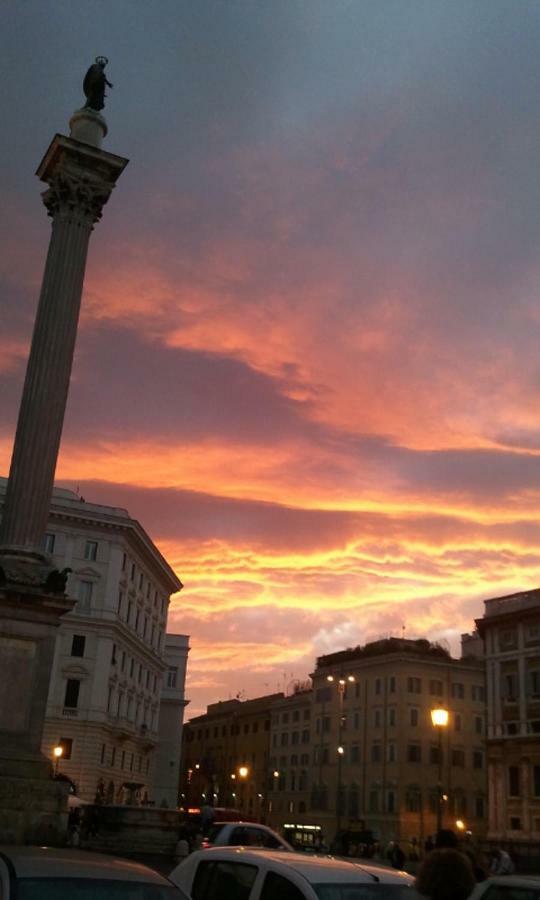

{"left": 0, "top": 134, "right": 128, "bottom": 555}
{"left": 1, "top": 216, "right": 92, "bottom": 550}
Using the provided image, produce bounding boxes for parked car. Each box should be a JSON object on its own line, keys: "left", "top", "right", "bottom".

{"left": 0, "top": 846, "right": 190, "bottom": 899}
{"left": 170, "top": 846, "right": 417, "bottom": 900}
{"left": 471, "top": 875, "right": 540, "bottom": 900}
{"left": 201, "top": 821, "right": 294, "bottom": 851}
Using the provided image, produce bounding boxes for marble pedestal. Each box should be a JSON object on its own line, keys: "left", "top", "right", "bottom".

{"left": 0, "top": 570, "right": 74, "bottom": 843}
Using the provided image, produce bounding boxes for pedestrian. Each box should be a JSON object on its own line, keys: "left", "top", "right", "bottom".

{"left": 390, "top": 842, "right": 406, "bottom": 870}
{"left": 424, "top": 835, "right": 435, "bottom": 854}
{"left": 435, "top": 829, "right": 458, "bottom": 849}
{"left": 489, "top": 848, "right": 514, "bottom": 875}
{"left": 68, "top": 807, "right": 81, "bottom": 847}
{"left": 416, "top": 848, "right": 475, "bottom": 900}
{"left": 175, "top": 828, "right": 190, "bottom": 863}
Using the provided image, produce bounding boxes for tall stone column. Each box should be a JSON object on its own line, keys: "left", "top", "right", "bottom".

{"left": 0, "top": 107, "right": 128, "bottom": 843}
{"left": 0, "top": 118, "right": 128, "bottom": 558}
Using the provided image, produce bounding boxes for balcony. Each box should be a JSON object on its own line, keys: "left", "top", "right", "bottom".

{"left": 62, "top": 708, "right": 78, "bottom": 718}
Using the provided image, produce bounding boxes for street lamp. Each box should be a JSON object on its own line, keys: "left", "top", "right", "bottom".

{"left": 238, "top": 766, "right": 249, "bottom": 810}
{"left": 430, "top": 708, "right": 449, "bottom": 835}
{"left": 53, "top": 744, "right": 63, "bottom": 776}
{"left": 327, "top": 674, "right": 356, "bottom": 835}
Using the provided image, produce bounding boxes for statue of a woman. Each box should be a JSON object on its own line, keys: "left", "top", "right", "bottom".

{"left": 83, "top": 56, "right": 113, "bottom": 112}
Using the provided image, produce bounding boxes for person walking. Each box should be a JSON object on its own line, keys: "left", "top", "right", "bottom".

{"left": 415, "top": 848, "right": 475, "bottom": 900}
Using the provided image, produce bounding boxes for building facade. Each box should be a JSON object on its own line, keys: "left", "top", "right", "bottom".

{"left": 154, "top": 634, "right": 191, "bottom": 808}
{"left": 476, "top": 588, "right": 540, "bottom": 849}
{"left": 181, "top": 637, "right": 487, "bottom": 846}
{"left": 266, "top": 688, "right": 313, "bottom": 832}
{"left": 287, "top": 637, "right": 487, "bottom": 846}
{"left": 181, "top": 694, "right": 283, "bottom": 820}
{"left": 0, "top": 480, "right": 185, "bottom": 804}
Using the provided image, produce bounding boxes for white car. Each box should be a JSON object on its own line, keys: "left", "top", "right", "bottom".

{"left": 0, "top": 846, "right": 189, "bottom": 899}
{"left": 202, "top": 821, "right": 294, "bottom": 851}
{"left": 170, "top": 846, "right": 416, "bottom": 900}
{"left": 471, "top": 875, "right": 540, "bottom": 900}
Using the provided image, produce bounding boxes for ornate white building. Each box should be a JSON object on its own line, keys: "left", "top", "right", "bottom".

{"left": 0, "top": 478, "right": 188, "bottom": 805}
{"left": 476, "top": 589, "right": 540, "bottom": 850}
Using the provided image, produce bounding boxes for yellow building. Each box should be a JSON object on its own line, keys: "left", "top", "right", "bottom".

{"left": 181, "top": 693, "right": 282, "bottom": 820}
{"left": 180, "top": 637, "right": 487, "bottom": 849}
{"left": 268, "top": 637, "right": 487, "bottom": 847}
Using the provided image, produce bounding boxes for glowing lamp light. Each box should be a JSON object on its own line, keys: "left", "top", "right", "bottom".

{"left": 456, "top": 819, "right": 466, "bottom": 831}
{"left": 195, "top": 763, "right": 200, "bottom": 769}
{"left": 347, "top": 675, "right": 355, "bottom": 682}
{"left": 431, "top": 708, "right": 449, "bottom": 728}
{"left": 273, "top": 770, "right": 279, "bottom": 778}
{"left": 53, "top": 746, "right": 63, "bottom": 759}
{"left": 327, "top": 675, "right": 334, "bottom": 682}
{"left": 230, "top": 773, "right": 236, "bottom": 780}
{"left": 238, "top": 766, "right": 249, "bottom": 778}
{"left": 337, "top": 746, "right": 345, "bottom": 755}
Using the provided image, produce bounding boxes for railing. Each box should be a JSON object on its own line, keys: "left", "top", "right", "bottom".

{"left": 62, "top": 707, "right": 78, "bottom": 717}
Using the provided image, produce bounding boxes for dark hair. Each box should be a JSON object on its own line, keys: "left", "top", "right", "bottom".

{"left": 416, "top": 849, "right": 475, "bottom": 900}
{"left": 435, "top": 829, "right": 459, "bottom": 849}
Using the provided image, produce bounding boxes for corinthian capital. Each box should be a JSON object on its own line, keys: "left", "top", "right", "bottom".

{"left": 41, "top": 169, "right": 113, "bottom": 226}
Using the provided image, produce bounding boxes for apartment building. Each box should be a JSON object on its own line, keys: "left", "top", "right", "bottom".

{"left": 181, "top": 694, "right": 283, "bottom": 820}
{"left": 266, "top": 688, "right": 313, "bottom": 831}
{"left": 265, "top": 637, "right": 487, "bottom": 845}
{"left": 476, "top": 588, "right": 540, "bottom": 849}
{"left": 0, "top": 479, "right": 185, "bottom": 804}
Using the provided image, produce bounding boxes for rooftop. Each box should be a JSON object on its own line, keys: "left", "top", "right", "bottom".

{"left": 483, "top": 588, "right": 540, "bottom": 618}
{"left": 316, "top": 637, "right": 452, "bottom": 669}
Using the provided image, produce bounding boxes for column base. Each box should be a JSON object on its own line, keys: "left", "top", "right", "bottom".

{"left": 0, "top": 768, "right": 69, "bottom": 844}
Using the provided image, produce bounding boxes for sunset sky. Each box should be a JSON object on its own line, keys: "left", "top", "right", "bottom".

{"left": 2, "top": 1, "right": 540, "bottom": 716}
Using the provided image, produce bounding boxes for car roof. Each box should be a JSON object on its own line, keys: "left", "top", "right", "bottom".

{"left": 0, "top": 846, "right": 170, "bottom": 883}
{"left": 187, "top": 847, "right": 413, "bottom": 884}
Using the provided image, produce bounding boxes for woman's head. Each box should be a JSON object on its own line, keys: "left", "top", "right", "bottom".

{"left": 416, "top": 849, "right": 475, "bottom": 900}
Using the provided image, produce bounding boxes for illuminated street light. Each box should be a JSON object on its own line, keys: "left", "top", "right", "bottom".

{"left": 195, "top": 763, "right": 200, "bottom": 770}
{"left": 238, "top": 766, "right": 249, "bottom": 778}
{"left": 431, "top": 709, "right": 449, "bottom": 728}
{"left": 456, "top": 819, "right": 466, "bottom": 831}
{"left": 53, "top": 745, "right": 63, "bottom": 776}
{"left": 230, "top": 773, "right": 236, "bottom": 780}
{"left": 327, "top": 675, "right": 334, "bottom": 682}
{"left": 273, "top": 770, "right": 279, "bottom": 778}
{"left": 431, "top": 707, "right": 449, "bottom": 834}
{"left": 337, "top": 746, "right": 344, "bottom": 755}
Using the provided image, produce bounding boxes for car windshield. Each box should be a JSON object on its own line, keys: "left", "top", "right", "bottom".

{"left": 16, "top": 877, "right": 188, "bottom": 900}
{"left": 313, "top": 884, "right": 419, "bottom": 900}
{"left": 206, "top": 824, "right": 225, "bottom": 843}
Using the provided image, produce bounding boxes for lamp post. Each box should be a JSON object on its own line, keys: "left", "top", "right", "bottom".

{"left": 430, "top": 708, "right": 449, "bottom": 835}
{"left": 53, "top": 745, "right": 63, "bottom": 777}
{"left": 328, "top": 674, "right": 355, "bottom": 835}
{"left": 238, "top": 765, "right": 249, "bottom": 811}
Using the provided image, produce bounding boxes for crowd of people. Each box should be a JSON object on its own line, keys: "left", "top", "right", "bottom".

{"left": 411, "top": 830, "right": 516, "bottom": 900}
